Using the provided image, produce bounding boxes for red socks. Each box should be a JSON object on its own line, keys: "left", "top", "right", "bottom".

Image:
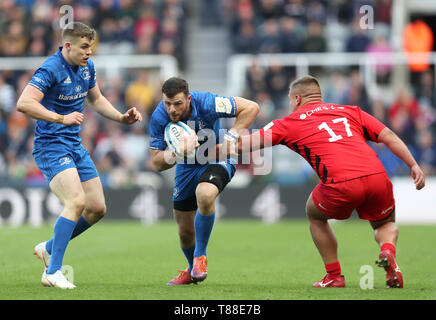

{"left": 381, "top": 242, "right": 396, "bottom": 258}
{"left": 325, "top": 261, "right": 341, "bottom": 278}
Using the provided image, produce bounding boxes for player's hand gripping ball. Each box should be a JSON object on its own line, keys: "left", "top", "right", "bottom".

{"left": 164, "top": 121, "right": 198, "bottom": 159}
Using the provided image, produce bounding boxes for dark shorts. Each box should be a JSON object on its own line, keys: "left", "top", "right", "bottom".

{"left": 312, "top": 172, "right": 395, "bottom": 221}
{"left": 173, "top": 161, "right": 236, "bottom": 212}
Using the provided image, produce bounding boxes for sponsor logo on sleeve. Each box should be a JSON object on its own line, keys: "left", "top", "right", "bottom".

{"left": 215, "top": 97, "right": 232, "bottom": 114}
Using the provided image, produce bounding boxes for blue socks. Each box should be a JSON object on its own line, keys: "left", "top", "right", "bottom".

{"left": 181, "top": 246, "right": 195, "bottom": 272}
{"left": 45, "top": 216, "right": 91, "bottom": 255}
{"left": 193, "top": 211, "right": 215, "bottom": 258}
{"left": 46, "top": 216, "right": 77, "bottom": 274}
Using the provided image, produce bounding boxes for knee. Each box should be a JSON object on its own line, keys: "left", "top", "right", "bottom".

{"left": 87, "top": 202, "right": 107, "bottom": 219}
{"left": 66, "top": 193, "right": 86, "bottom": 215}
{"left": 195, "top": 185, "right": 216, "bottom": 212}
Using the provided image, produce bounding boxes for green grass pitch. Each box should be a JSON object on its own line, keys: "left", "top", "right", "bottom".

{"left": 1, "top": 219, "right": 435, "bottom": 300}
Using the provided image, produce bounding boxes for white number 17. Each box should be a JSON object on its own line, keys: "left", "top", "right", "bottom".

{"left": 318, "top": 117, "right": 353, "bottom": 142}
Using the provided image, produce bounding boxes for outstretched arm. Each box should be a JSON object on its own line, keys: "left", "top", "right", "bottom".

{"left": 217, "top": 97, "right": 260, "bottom": 159}
{"left": 87, "top": 84, "right": 142, "bottom": 124}
{"left": 377, "top": 127, "right": 425, "bottom": 190}
{"left": 17, "top": 85, "right": 84, "bottom": 125}
{"left": 230, "top": 97, "right": 260, "bottom": 134}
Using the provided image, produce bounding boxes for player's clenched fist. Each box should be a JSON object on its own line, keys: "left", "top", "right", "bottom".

{"left": 61, "top": 111, "right": 84, "bottom": 125}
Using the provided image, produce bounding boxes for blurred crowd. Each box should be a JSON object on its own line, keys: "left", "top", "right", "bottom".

{"left": 0, "top": 0, "right": 187, "bottom": 65}
{"left": 1, "top": 0, "right": 436, "bottom": 188}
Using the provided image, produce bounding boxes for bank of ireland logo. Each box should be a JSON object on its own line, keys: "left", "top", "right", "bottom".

{"left": 59, "top": 157, "right": 72, "bottom": 166}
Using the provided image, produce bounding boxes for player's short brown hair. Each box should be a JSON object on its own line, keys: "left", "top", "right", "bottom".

{"left": 62, "top": 22, "right": 96, "bottom": 43}
{"left": 290, "top": 75, "right": 321, "bottom": 93}
{"left": 162, "top": 77, "right": 190, "bottom": 98}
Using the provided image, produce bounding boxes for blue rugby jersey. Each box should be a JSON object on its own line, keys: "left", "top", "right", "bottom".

{"left": 149, "top": 91, "right": 237, "bottom": 167}
{"left": 28, "top": 47, "right": 97, "bottom": 150}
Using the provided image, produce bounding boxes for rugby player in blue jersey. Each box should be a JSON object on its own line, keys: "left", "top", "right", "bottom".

{"left": 149, "top": 77, "right": 259, "bottom": 285}
{"left": 16, "top": 22, "right": 142, "bottom": 289}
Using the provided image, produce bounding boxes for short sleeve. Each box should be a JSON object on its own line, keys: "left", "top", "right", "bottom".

{"left": 28, "top": 67, "right": 55, "bottom": 95}
{"left": 259, "top": 119, "right": 286, "bottom": 147}
{"left": 359, "top": 109, "right": 386, "bottom": 142}
{"left": 199, "top": 92, "right": 236, "bottom": 120}
{"left": 148, "top": 116, "right": 167, "bottom": 151}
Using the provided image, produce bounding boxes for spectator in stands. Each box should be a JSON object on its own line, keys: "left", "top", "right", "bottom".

{"left": 1, "top": 20, "right": 28, "bottom": 56}
{"left": 265, "top": 60, "right": 292, "bottom": 110}
{"left": 256, "top": 0, "right": 283, "bottom": 20}
{"left": 403, "top": 19, "right": 434, "bottom": 93}
{"left": 125, "top": 70, "right": 156, "bottom": 117}
{"left": 327, "top": 0, "right": 354, "bottom": 24}
{"left": 0, "top": 73, "right": 16, "bottom": 115}
{"left": 284, "top": 0, "right": 306, "bottom": 23}
{"left": 245, "top": 58, "right": 267, "bottom": 99}
{"left": 323, "top": 71, "right": 348, "bottom": 105}
{"left": 366, "top": 33, "right": 393, "bottom": 84}
{"left": 371, "top": 97, "right": 388, "bottom": 123}
{"left": 345, "top": 18, "right": 371, "bottom": 52}
{"left": 302, "top": 21, "right": 326, "bottom": 52}
{"left": 280, "top": 16, "right": 302, "bottom": 53}
{"left": 233, "top": 21, "right": 259, "bottom": 53}
{"left": 416, "top": 70, "right": 436, "bottom": 109}
{"left": 374, "top": 0, "right": 392, "bottom": 25}
{"left": 258, "top": 18, "right": 282, "bottom": 53}
{"left": 306, "top": 0, "right": 327, "bottom": 25}
{"left": 230, "top": 0, "right": 259, "bottom": 37}
{"left": 345, "top": 69, "right": 370, "bottom": 113}
{"left": 415, "top": 128, "right": 436, "bottom": 176}
{"left": 388, "top": 87, "right": 420, "bottom": 145}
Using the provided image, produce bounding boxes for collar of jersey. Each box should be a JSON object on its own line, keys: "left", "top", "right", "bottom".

{"left": 57, "top": 46, "right": 79, "bottom": 71}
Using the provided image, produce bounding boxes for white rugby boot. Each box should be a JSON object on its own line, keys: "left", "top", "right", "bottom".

{"left": 41, "top": 269, "right": 76, "bottom": 289}
{"left": 34, "top": 241, "right": 51, "bottom": 268}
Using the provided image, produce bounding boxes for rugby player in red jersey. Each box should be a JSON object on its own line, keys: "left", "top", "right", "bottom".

{"left": 236, "top": 75, "right": 425, "bottom": 288}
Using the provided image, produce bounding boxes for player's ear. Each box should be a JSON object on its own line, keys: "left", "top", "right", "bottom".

{"left": 63, "top": 40, "right": 72, "bottom": 51}
{"left": 296, "top": 94, "right": 303, "bottom": 106}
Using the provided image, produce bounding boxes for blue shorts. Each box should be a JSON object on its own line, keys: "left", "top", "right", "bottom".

{"left": 33, "top": 143, "right": 98, "bottom": 182}
{"left": 173, "top": 160, "right": 236, "bottom": 211}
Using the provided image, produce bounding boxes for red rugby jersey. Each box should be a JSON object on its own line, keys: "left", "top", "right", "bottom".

{"left": 260, "top": 102, "right": 387, "bottom": 184}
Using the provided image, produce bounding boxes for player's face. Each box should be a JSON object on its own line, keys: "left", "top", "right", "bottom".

{"left": 65, "top": 37, "right": 94, "bottom": 67}
{"left": 163, "top": 92, "right": 192, "bottom": 122}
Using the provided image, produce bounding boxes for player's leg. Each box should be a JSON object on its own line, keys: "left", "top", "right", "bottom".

{"left": 167, "top": 208, "right": 196, "bottom": 285}
{"left": 370, "top": 211, "right": 402, "bottom": 288}
{"left": 306, "top": 192, "right": 345, "bottom": 288}
{"left": 42, "top": 177, "right": 104, "bottom": 258}
{"left": 370, "top": 210, "right": 398, "bottom": 249}
{"left": 78, "top": 176, "right": 106, "bottom": 225}
{"left": 306, "top": 192, "right": 338, "bottom": 263}
{"left": 72, "top": 146, "right": 105, "bottom": 232}
{"left": 359, "top": 172, "right": 402, "bottom": 288}
{"left": 174, "top": 208, "right": 196, "bottom": 269}
{"left": 40, "top": 168, "right": 84, "bottom": 288}
{"left": 190, "top": 164, "right": 232, "bottom": 282}
{"left": 44, "top": 149, "right": 102, "bottom": 254}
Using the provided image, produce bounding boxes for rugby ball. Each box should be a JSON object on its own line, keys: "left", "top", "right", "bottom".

{"left": 164, "top": 121, "right": 197, "bottom": 159}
